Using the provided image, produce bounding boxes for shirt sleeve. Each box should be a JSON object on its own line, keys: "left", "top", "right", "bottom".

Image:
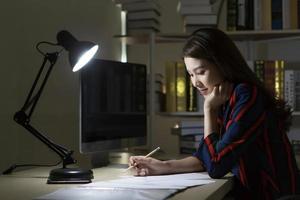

{"left": 193, "top": 84, "right": 267, "bottom": 178}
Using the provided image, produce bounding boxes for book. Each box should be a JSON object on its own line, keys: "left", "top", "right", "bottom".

{"left": 285, "top": 70, "right": 296, "bottom": 109}
{"left": 261, "top": 0, "right": 272, "bottom": 30}
{"left": 294, "top": 70, "right": 300, "bottom": 111}
{"left": 274, "top": 60, "right": 284, "bottom": 100}
{"left": 254, "top": 0, "right": 262, "bottom": 30}
{"left": 165, "top": 61, "right": 177, "bottom": 112}
{"left": 271, "top": 0, "right": 283, "bottom": 29}
{"left": 183, "top": 14, "right": 218, "bottom": 25}
{"left": 127, "top": 27, "right": 159, "bottom": 35}
{"left": 113, "top": 0, "right": 158, "bottom": 4}
{"left": 121, "top": 1, "right": 160, "bottom": 12}
{"left": 175, "top": 120, "right": 204, "bottom": 128}
{"left": 237, "top": 0, "right": 246, "bottom": 29}
{"left": 179, "top": 0, "right": 211, "bottom": 6}
{"left": 127, "top": 10, "right": 160, "bottom": 21}
{"left": 227, "top": 0, "right": 237, "bottom": 31}
{"left": 282, "top": 0, "right": 298, "bottom": 29}
{"left": 264, "top": 60, "right": 276, "bottom": 96}
{"left": 178, "top": 4, "right": 213, "bottom": 15}
{"left": 176, "top": 61, "right": 187, "bottom": 112}
{"left": 180, "top": 134, "right": 204, "bottom": 142}
{"left": 172, "top": 127, "right": 204, "bottom": 136}
{"left": 180, "top": 140, "right": 200, "bottom": 149}
{"left": 254, "top": 60, "right": 264, "bottom": 82}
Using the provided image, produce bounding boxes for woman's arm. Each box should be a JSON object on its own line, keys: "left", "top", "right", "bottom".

{"left": 204, "top": 82, "right": 232, "bottom": 138}
{"left": 129, "top": 156, "right": 205, "bottom": 176}
{"left": 195, "top": 84, "right": 266, "bottom": 178}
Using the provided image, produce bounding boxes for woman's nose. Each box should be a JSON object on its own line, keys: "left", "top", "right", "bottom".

{"left": 195, "top": 80, "right": 203, "bottom": 88}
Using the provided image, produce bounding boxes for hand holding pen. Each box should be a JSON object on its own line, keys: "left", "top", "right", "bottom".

{"left": 125, "top": 147, "right": 161, "bottom": 173}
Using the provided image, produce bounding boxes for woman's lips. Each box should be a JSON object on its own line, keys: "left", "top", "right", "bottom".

{"left": 198, "top": 88, "right": 208, "bottom": 95}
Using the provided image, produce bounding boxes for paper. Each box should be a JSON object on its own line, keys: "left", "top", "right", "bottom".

{"left": 83, "top": 172, "right": 214, "bottom": 190}
{"left": 35, "top": 188, "right": 177, "bottom": 200}
{"left": 35, "top": 172, "right": 215, "bottom": 200}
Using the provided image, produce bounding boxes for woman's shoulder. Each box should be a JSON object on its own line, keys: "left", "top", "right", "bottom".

{"left": 233, "top": 83, "right": 258, "bottom": 95}
{"left": 232, "top": 82, "right": 264, "bottom": 102}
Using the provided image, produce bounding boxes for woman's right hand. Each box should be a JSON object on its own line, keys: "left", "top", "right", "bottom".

{"left": 128, "top": 156, "right": 167, "bottom": 176}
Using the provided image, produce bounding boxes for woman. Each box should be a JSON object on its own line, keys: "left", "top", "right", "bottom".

{"left": 129, "top": 28, "right": 300, "bottom": 199}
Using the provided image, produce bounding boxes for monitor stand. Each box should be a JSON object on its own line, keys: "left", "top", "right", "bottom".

{"left": 91, "top": 151, "right": 110, "bottom": 168}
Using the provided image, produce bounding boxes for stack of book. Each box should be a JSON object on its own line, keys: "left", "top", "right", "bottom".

{"left": 177, "top": 0, "right": 218, "bottom": 34}
{"left": 113, "top": 0, "right": 161, "bottom": 35}
{"left": 165, "top": 61, "right": 204, "bottom": 113}
{"left": 171, "top": 120, "right": 204, "bottom": 154}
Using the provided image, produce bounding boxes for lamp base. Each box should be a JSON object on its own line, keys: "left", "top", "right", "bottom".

{"left": 47, "top": 168, "right": 93, "bottom": 184}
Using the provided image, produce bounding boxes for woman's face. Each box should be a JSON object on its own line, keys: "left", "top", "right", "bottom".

{"left": 184, "top": 57, "right": 224, "bottom": 96}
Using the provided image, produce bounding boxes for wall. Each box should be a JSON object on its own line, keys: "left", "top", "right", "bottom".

{"left": 0, "top": 0, "right": 121, "bottom": 172}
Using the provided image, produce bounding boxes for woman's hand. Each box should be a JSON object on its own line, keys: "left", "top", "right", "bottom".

{"left": 204, "top": 81, "right": 233, "bottom": 111}
{"left": 128, "top": 156, "right": 167, "bottom": 176}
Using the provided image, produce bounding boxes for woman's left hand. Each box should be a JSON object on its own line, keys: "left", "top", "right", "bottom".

{"left": 204, "top": 81, "right": 233, "bottom": 111}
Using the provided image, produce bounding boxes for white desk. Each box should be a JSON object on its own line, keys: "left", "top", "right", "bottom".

{"left": 0, "top": 165, "right": 233, "bottom": 200}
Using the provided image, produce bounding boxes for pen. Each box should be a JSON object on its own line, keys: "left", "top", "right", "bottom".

{"left": 125, "top": 147, "right": 161, "bottom": 172}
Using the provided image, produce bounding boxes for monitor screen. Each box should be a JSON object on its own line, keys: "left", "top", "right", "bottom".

{"left": 79, "top": 59, "right": 147, "bottom": 154}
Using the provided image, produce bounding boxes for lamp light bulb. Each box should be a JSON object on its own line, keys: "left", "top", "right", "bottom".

{"left": 72, "top": 45, "right": 99, "bottom": 72}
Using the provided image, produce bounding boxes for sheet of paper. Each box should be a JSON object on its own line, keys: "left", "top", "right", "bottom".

{"left": 83, "top": 172, "right": 214, "bottom": 190}
{"left": 35, "top": 188, "right": 177, "bottom": 200}
{"left": 35, "top": 172, "right": 215, "bottom": 200}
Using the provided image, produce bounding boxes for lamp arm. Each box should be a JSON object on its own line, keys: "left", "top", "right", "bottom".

{"left": 14, "top": 52, "right": 76, "bottom": 168}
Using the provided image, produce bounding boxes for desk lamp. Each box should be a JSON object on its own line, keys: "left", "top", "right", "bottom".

{"left": 12, "top": 30, "right": 98, "bottom": 184}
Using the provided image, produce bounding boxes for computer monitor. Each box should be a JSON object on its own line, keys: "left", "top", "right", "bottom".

{"left": 79, "top": 59, "right": 147, "bottom": 166}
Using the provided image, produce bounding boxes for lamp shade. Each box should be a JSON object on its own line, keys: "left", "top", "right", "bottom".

{"left": 56, "top": 30, "right": 99, "bottom": 72}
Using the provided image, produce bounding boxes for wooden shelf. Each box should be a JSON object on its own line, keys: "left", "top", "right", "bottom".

{"left": 115, "top": 29, "right": 300, "bottom": 44}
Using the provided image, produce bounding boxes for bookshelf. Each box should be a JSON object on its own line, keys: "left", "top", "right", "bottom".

{"left": 116, "top": 29, "right": 300, "bottom": 153}
{"left": 115, "top": 30, "right": 300, "bottom": 118}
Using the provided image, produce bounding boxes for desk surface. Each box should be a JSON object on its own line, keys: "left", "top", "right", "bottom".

{"left": 0, "top": 165, "right": 233, "bottom": 200}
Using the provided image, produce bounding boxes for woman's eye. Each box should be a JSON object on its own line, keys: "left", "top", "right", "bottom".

{"left": 196, "top": 70, "right": 205, "bottom": 75}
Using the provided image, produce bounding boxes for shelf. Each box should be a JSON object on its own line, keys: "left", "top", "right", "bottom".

{"left": 157, "top": 112, "right": 203, "bottom": 117}
{"left": 115, "top": 29, "right": 300, "bottom": 44}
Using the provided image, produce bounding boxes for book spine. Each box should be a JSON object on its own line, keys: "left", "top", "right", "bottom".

{"left": 261, "top": 0, "right": 272, "bottom": 30}
{"left": 294, "top": 71, "right": 300, "bottom": 111}
{"left": 165, "top": 61, "right": 177, "bottom": 112}
{"left": 264, "top": 60, "right": 276, "bottom": 96}
{"left": 284, "top": 70, "right": 295, "bottom": 109}
{"left": 271, "top": 0, "right": 283, "bottom": 29}
{"left": 254, "top": 0, "right": 262, "bottom": 30}
{"left": 227, "top": 0, "right": 237, "bottom": 31}
{"left": 176, "top": 62, "right": 187, "bottom": 112}
{"left": 274, "top": 60, "right": 281, "bottom": 99}
{"left": 254, "top": 60, "right": 265, "bottom": 82}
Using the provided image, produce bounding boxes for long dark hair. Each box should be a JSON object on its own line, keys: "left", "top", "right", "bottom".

{"left": 183, "top": 28, "right": 292, "bottom": 131}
